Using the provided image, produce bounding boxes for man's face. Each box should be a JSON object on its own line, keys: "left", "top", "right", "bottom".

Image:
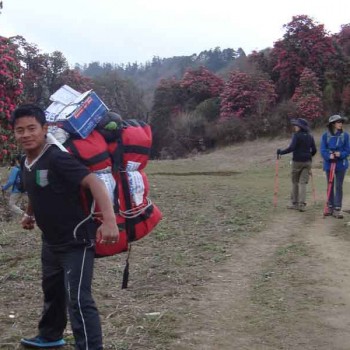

{"left": 14, "top": 116, "right": 48, "bottom": 152}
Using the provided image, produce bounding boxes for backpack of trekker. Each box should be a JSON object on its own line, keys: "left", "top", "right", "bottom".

{"left": 63, "top": 115, "right": 162, "bottom": 287}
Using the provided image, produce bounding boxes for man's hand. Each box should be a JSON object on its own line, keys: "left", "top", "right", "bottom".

{"left": 334, "top": 151, "right": 341, "bottom": 157}
{"left": 276, "top": 149, "right": 282, "bottom": 155}
{"left": 21, "top": 214, "right": 35, "bottom": 230}
{"left": 96, "top": 218, "right": 119, "bottom": 245}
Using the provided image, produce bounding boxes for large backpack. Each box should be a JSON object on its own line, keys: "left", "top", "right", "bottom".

{"left": 64, "top": 120, "right": 162, "bottom": 287}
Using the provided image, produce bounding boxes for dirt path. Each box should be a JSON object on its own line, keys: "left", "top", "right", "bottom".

{"left": 172, "top": 203, "right": 350, "bottom": 349}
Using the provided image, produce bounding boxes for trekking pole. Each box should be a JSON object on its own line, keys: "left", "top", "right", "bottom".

{"left": 273, "top": 154, "right": 280, "bottom": 208}
{"left": 323, "top": 161, "right": 336, "bottom": 217}
{"left": 310, "top": 169, "right": 317, "bottom": 205}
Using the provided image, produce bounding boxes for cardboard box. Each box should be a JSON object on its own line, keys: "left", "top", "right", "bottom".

{"left": 55, "top": 90, "right": 109, "bottom": 138}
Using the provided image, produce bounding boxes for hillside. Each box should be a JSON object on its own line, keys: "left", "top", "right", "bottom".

{"left": 2, "top": 134, "right": 350, "bottom": 349}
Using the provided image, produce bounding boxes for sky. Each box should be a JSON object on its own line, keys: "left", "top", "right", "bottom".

{"left": 1, "top": 0, "right": 350, "bottom": 67}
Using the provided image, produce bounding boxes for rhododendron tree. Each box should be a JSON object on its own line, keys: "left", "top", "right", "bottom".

{"left": 0, "top": 36, "right": 23, "bottom": 163}
{"left": 291, "top": 68, "right": 323, "bottom": 122}
{"left": 336, "top": 24, "right": 350, "bottom": 57}
{"left": 53, "top": 68, "right": 92, "bottom": 94}
{"left": 220, "top": 71, "right": 277, "bottom": 120}
{"left": 180, "top": 66, "right": 224, "bottom": 109}
{"left": 10, "top": 36, "right": 92, "bottom": 105}
{"left": 271, "top": 15, "right": 336, "bottom": 99}
{"left": 341, "top": 84, "right": 350, "bottom": 115}
{"left": 10, "top": 35, "right": 47, "bottom": 104}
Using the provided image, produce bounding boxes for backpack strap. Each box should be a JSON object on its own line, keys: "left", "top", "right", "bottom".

{"left": 326, "top": 132, "right": 345, "bottom": 148}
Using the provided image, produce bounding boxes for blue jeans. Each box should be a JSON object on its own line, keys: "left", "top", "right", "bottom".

{"left": 326, "top": 169, "right": 346, "bottom": 209}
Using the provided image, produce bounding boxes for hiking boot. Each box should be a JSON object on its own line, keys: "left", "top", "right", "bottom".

{"left": 20, "top": 336, "right": 66, "bottom": 348}
{"left": 287, "top": 203, "right": 298, "bottom": 210}
{"left": 298, "top": 203, "right": 306, "bottom": 212}
{"left": 333, "top": 209, "right": 344, "bottom": 219}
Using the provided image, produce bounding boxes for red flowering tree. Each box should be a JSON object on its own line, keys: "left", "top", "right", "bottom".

{"left": 271, "top": 15, "right": 336, "bottom": 99}
{"left": 341, "top": 84, "right": 350, "bottom": 115}
{"left": 53, "top": 68, "right": 92, "bottom": 94}
{"left": 336, "top": 24, "right": 350, "bottom": 56}
{"left": 10, "top": 36, "right": 48, "bottom": 104}
{"left": 10, "top": 36, "right": 92, "bottom": 106}
{"left": 0, "top": 36, "right": 23, "bottom": 163}
{"left": 291, "top": 68, "right": 323, "bottom": 122}
{"left": 220, "top": 71, "right": 277, "bottom": 120}
{"left": 180, "top": 66, "right": 224, "bottom": 109}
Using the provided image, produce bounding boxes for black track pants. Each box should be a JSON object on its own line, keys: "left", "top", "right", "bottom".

{"left": 39, "top": 243, "right": 102, "bottom": 350}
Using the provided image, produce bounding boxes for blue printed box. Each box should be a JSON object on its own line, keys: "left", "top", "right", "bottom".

{"left": 55, "top": 90, "right": 109, "bottom": 139}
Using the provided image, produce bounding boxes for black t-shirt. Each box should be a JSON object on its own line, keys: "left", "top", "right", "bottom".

{"left": 23, "top": 145, "right": 95, "bottom": 246}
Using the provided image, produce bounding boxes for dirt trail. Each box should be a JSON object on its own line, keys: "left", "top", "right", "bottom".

{"left": 172, "top": 204, "right": 350, "bottom": 350}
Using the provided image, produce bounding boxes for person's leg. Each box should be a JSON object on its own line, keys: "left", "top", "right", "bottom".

{"left": 298, "top": 161, "right": 311, "bottom": 211}
{"left": 38, "top": 244, "right": 68, "bottom": 340}
{"left": 326, "top": 170, "right": 335, "bottom": 212}
{"left": 9, "top": 192, "right": 24, "bottom": 215}
{"left": 61, "top": 244, "right": 103, "bottom": 350}
{"left": 333, "top": 169, "right": 346, "bottom": 218}
{"left": 288, "top": 162, "right": 300, "bottom": 208}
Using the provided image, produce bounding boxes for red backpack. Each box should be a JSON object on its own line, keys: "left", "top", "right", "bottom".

{"left": 66, "top": 120, "right": 162, "bottom": 286}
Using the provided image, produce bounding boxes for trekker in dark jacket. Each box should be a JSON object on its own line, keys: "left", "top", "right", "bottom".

{"left": 320, "top": 114, "right": 350, "bottom": 219}
{"left": 277, "top": 118, "right": 317, "bottom": 212}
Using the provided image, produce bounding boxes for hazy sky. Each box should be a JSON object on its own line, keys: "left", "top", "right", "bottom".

{"left": 1, "top": 0, "right": 349, "bottom": 67}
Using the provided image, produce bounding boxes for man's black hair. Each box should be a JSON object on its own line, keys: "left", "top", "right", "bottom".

{"left": 10, "top": 104, "right": 47, "bottom": 127}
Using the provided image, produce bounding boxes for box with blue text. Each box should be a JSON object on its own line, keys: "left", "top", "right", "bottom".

{"left": 54, "top": 90, "right": 109, "bottom": 138}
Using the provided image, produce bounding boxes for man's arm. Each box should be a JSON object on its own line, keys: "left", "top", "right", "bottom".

{"left": 81, "top": 173, "right": 119, "bottom": 244}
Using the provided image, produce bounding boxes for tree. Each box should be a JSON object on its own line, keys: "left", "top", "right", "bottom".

{"left": 151, "top": 78, "right": 187, "bottom": 156}
{"left": 337, "top": 24, "right": 350, "bottom": 57}
{"left": 291, "top": 68, "right": 323, "bottom": 122}
{"left": 180, "top": 66, "right": 224, "bottom": 110}
{"left": 271, "top": 15, "right": 336, "bottom": 99}
{"left": 220, "top": 71, "right": 277, "bottom": 120}
{"left": 92, "top": 70, "right": 146, "bottom": 119}
{"left": 0, "top": 36, "right": 23, "bottom": 162}
{"left": 10, "top": 35, "right": 48, "bottom": 105}
{"left": 53, "top": 68, "right": 92, "bottom": 94}
{"left": 341, "top": 84, "right": 350, "bottom": 115}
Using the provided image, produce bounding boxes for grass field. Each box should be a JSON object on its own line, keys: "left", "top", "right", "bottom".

{"left": 0, "top": 132, "right": 346, "bottom": 349}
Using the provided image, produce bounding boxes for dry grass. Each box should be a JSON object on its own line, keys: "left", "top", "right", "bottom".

{"left": 0, "top": 130, "right": 334, "bottom": 349}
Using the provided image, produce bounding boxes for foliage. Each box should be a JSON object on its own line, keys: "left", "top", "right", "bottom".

{"left": 220, "top": 71, "right": 277, "bottom": 120}
{"left": 150, "top": 78, "right": 186, "bottom": 157}
{"left": 291, "top": 68, "right": 323, "bottom": 122}
{"left": 336, "top": 24, "right": 350, "bottom": 57}
{"left": 0, "top": 36, "right": 23, "bottom": 163}
{"left": 92, "top": 70, "right": 146, "bottom": 119}
{"left": 10, "top": 36, "right": 92, "bottom": 107}
{"left": 341, "top": 84, "right": 350, "bottom": 115}
{"left": 271, "top": 15, "right": 336, "bottom": 99}
{"left": 194, "top": 97, "right": 221, "bottom": 122}
{"left": 180, "top": 66, "right": 224, "bottom": 110}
